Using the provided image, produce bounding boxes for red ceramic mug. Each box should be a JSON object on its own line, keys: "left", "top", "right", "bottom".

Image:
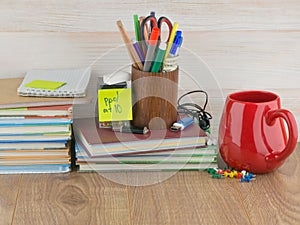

{"left": 219, "top": 90, "right": 298, "bottom": 174}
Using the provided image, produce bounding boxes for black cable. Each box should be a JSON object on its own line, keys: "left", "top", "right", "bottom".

{"left": 177, "top": 90, "right": 212, "bottom": 131}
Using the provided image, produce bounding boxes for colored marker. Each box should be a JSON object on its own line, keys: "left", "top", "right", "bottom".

{"left": 143, "top": 27, "right": 160, "bottom": 72}
{"left": 151, "top": 42, "right": 167, "bottom": 72}
{"left": 133, "top": 14, "right": 140, "bottom": 42}
{"left": 132, "top": 39, "right": 145, "bottom": 64}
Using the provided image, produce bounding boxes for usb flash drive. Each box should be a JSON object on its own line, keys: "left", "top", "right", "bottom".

{"left": 170, "top": 117, "right": 194, "bottom": 132}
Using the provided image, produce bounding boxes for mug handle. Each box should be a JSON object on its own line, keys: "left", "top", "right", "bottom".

{"left": 265, "top": 109, "right": 298, "bottom": 162}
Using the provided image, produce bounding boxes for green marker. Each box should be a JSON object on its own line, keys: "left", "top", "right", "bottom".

{"left": 133, "top": 14, "right": 140, "bottom": 42}
{"left": 151, "top": 42, "right": 167, "bottom": 73}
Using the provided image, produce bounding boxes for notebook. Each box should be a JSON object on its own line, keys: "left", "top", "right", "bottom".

{"left": 73, "top": 117, "right": 207, "bottom": 157}
{"left": 0, "top": 78, "right": 91, "bottom": 108}
{"left": 17, "top": 67, "right": 91, "bottom": 97}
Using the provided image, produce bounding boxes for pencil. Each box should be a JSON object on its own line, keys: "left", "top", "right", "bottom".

{"left": 116, "top": 20, "right": 143, "bottom": 70}
{"left": 139, "top": 16, "right": 148, "bottom": 56}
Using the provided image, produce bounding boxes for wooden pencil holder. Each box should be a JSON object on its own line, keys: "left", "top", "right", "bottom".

{"left": 131, "top": 65, "right": 179, "bottom": 130}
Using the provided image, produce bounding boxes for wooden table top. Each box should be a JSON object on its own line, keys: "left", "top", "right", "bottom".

{"left": 1, "top": 144, "right": 299, "bottom": 225}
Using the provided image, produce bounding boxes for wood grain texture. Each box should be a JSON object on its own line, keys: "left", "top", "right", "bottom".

{"left": 0, "top": 174, "right": 21, "bottom": 225}
{"left": 3, "top": 146, "right": 300, "bottom": 225}
{"left": 0, "top": 0, "right": 299, "bottom": 32}
{"left": 127, "top": 171, "right": 251, "bottom": 225}
{"left": 233, "top": 145, "right": 300, "bottom": 225}
{"left": 182, "top": 31, "right": 300, "bottom": 89}
{"left": 0, "top": 32, "right": 124, "bottom": 77}
{"left": 0, "top": 31, "right": 299, "bottom": 89}
{"left": 13, "top": 172, "right": 130, "bottom": 225}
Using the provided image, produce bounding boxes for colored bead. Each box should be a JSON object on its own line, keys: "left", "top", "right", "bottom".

{"left": 212, "top": 174, "right": 222, "bottom": 179}
{"left": 236, "top": 173, "right": 243, "bottom": 179}
{"left": 246, "top": 173, "right": 255, "bottom": 179}
{"left": 229, "top": 172, "right": 235, "bottom": 178}
{"left": 240, "top": 176, "right": 256, "bottom": 183}
{"left": 217, "top": 169, "right": 224, "bottom": 175}
{"left": 206, "top": 168, "right": 256, "bottom": 182}
{"left": 240, "top": 177, "right": 251, "bottom": 182}
{"left": 223, "top": 171, "right": 229, "bottom": 177}
{"left": 205, "top": 168, "right": 217, "bottom": 174}
{"left": 241, "top": 170, "right": 247, "bottom": 177}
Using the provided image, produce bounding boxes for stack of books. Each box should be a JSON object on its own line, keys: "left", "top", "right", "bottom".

{"left": 0, "top": 105, "right": 72, "bottom": 173}
{"left": 73, "top": 117, "right": 218, "bottom": 172}
{"left": 0, "top": 78, "right": 90, "bottom": 174}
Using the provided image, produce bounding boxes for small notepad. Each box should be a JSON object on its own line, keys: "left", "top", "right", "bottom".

{"left": 25, "top": 80, "right": 66, "bottom": 90}
{"left": 98, "top": 88, "right": 133, "bottom": 122}
{"left": 18, "top": 67, "right": 91, "bottom": 98}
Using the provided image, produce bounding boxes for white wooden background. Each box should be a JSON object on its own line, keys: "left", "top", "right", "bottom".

{"left": 0, "top": 0, "right": 299, "bottom": 139}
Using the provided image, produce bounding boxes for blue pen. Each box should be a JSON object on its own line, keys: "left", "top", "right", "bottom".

{"left": 174, "top": 36, "right": 183, "bottom": 56}
{"left": 169, "top": 31, "right": 182, "bottom": 56}
{"left": 169, "top": 37, "right": 179, "bottom": 55}
{"left": 170, "top": 117, "right": 194, "bottom": 132}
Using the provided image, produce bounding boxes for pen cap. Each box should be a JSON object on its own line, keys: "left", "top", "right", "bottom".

{"left": 175, "top": 30, "right": 182, "bottom": 36}
{"left": 149, "top": 27, "right": 160, "bottom": 46}
{"left": 131, "top": 65, "right": 179, "bottom": 130}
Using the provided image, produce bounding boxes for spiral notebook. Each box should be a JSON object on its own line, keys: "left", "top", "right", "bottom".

{"left": 17, "top": 67, "right": 91, "bottom": 98}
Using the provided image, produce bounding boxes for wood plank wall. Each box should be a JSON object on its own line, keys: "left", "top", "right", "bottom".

{"left": 0, "top": 0, "right": 299, "bottom": 138}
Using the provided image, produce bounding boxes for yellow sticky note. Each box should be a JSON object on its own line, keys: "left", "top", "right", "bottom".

{"left": 25, "top": 80, "right": 66, "bottom": 90}
{"left": 98, "top": 88, "right": 132, "bottom": 122}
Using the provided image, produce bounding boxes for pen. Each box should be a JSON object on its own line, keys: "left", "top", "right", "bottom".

{"left": 143, "top": 27, "right": 160, "bottom": 72}
{"left": 173, "top": 36, "right": 183, "bottom": 56}
{"left": 164, "top": 22, "right": 178, "bottom": 61}
{"left": 169, "top": 31, "right": 182, "bottom": 56}
{"left": 132, "top": 39, "right": 145, "bottom": 64}
{"left": 151, "top": 42, "right": 167, "bottom": 72}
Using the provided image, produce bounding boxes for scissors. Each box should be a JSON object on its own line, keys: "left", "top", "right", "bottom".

{"left": 140, "top": 15, "right": 173, "bottom": 54}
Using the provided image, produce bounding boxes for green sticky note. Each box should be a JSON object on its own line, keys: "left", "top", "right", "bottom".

{"left": 24, "top": 80, "right": 66, "bottom": 90}
{"left": 98, "top": 88, "right": 133, "bottom": 122}
{"left": 0, "top": 107, "right": 27, "bottom": 110}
